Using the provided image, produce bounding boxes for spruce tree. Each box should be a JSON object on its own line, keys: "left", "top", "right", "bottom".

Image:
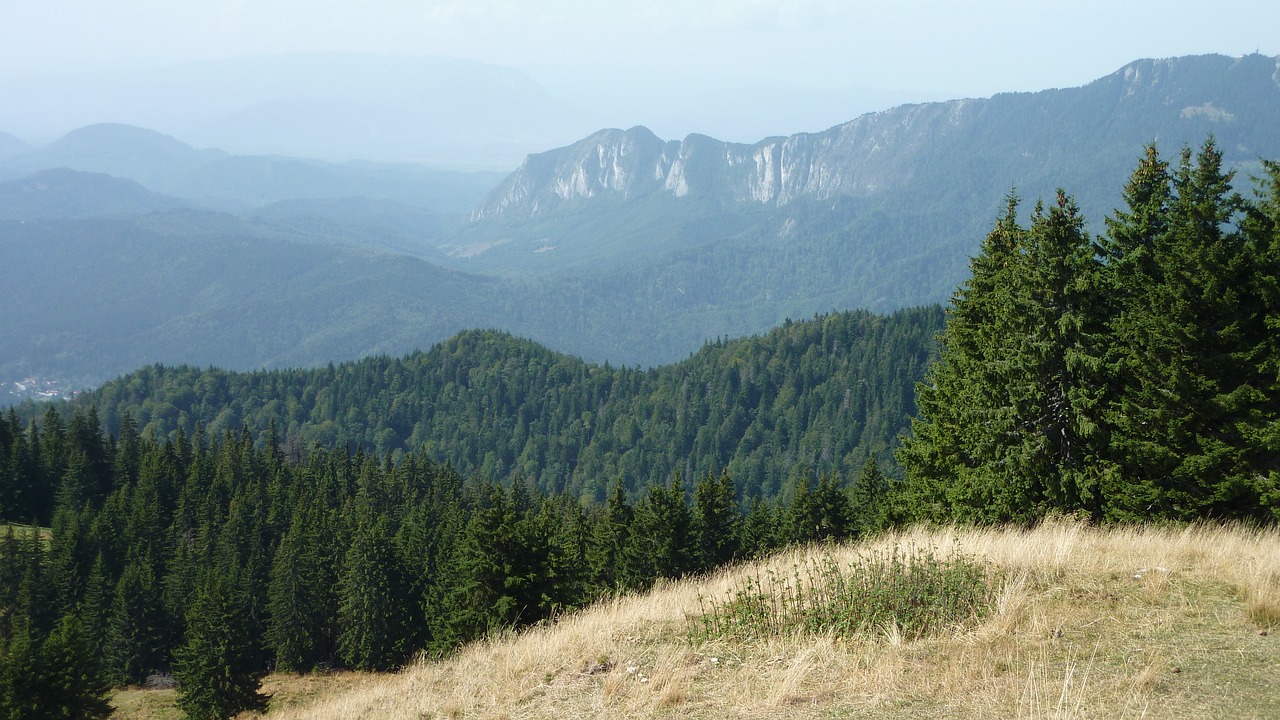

{"left": 173, "top": 572, "right": 268, "bottom": 720}
{"left": 106, "top": 553, "right": 168, "bottom": 685}
{"left": 266, "top": 496, "right": 337, "bottom": 671}
{"left": 851, "top": 455, "right": 890, "bottom": 536}
{"left": 897, "top": 196, "right": 1031, "bottom": 521}
{"left": 336, "top": 515, "right": 410, "bottom": 671}
{"left": 1106, "top": 139, "right": 1258, "bottom": 518}
{"left": 31, "top": 614, "right": 114, "bottom": 719}
{"left": 1242, "top": 159, "right": 1280, "bottom": 518}
{"left": 588, "top": 480, "right": 632, "bottom": 593}
{"left": 691, "top": 469, "right": 740, "bottom": 572}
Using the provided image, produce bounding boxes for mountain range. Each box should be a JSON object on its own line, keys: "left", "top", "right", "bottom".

{"left": 2, "top": 53, "right": 1278, "bottom": 396}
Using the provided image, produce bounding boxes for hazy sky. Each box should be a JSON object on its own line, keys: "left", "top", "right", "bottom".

{"left": 6, "top": 0, "right": 1279, "bottom": 97}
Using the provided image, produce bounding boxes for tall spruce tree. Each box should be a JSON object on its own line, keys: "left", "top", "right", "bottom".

{"left": 899, "top": 191, "right": 1110, "bottom": 522}
{"left": 1105, "top": 139, "right": 1259, "bottom": 519}
{"left": 1242, "top": 159, "right": 1280, "bottom": 517}
{"left": 336, "top": 514, "right": 410, "bottom": 671}
{"left": 691, "top": 469, "right": 740, "bottom": 572}
{"left": 173, "top": 572, "right": 268, "bottom": 720}
{"left": 897, "top": 196, "right": 1032, "bottom": 521}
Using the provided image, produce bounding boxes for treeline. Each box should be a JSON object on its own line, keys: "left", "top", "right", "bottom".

{"left": 0, "top": 409, "right": 891, "bottom": 717}
{"left": 899, "top": 140, "right": 1280, "bottom": 523}
{"left": 39, "top": 306, "right": 941, "bottom": 503}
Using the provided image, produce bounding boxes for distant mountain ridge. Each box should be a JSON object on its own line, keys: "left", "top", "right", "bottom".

{"left": 0, "top": 168, "right": 196, "bottom": 219}
{"left": 0, "top": 53, "right": 598, "bottom": 170}
{"left": 475, "top": 54, "right": 1280, "bottom": 222}
{"left": 0, "top": 131, "right": 30, "bottom": 161}
{"left": 447, "top": 53, "right": 1280, "bottom": 331}
{"left": 0, "top": 123, "right": 503, "bottom": 213}
{"left": 4, "top": 53, "right": 1280, "bottom": 393}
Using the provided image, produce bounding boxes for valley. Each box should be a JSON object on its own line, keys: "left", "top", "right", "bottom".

{"left": 2, "top": 50, "right": 1279, "bottom": 720}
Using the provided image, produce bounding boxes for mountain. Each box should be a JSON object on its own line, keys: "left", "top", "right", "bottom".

{"left": 0, "top": 123, "right": 226, "bottom": 190}
{"left": 0, "top": 53, "right": 599, "bottom": 170}
{"left": 452, "top": 54, "right": 1280, "bottom": 309}
{"left": 0, "top": 168, "right": 197, "bottom": 219}
{"left": 55, "top": 307, "right": 942, "bottom": 497}
{"left": 0, "top": 215, "right": 502, "bottom": 387}
{"left": 5, "top": 54, "right": 1279, "bottom": 390}
{"left": 0, "top": 131, "right": 30, "bottom": 161}
{"left": 0, "top": 123, "right": 503, "bottom": 212}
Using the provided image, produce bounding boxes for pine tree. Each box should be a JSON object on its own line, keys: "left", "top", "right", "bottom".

{"left": 106, "top": 553, "right": 168, "bottom": 685}
{"left": 691, "top": 469, "right": 740, "bottom": 572}
{"left": 1241, "top": 159, "right": 1280, "bottom": 517}
{"left": 588, "top": 480, "right": 632, "bottom": 593}
{"left": 336, "top": 515, "right": 410, "bottom": 671}
{"left": 31, "top": 614, "right": 114, "bottom": 719}
{"left": 266, "top": 497, "right": 337, "bottom": 671}
{"left": 851, "top": 455, "right": 890, "bottom": 536}
{"left": 1106, "top": 139, "right": 1259, "bottom": 519}
{"left": 622, "top": 480, "right": 692, "bottom": 583}
{"left": 0, "top": 618, "right": 41, "bottom": 719}
{"left": 736, "top": 496, "right": 779, "bottom": 559}
{"left": 897, "top": 196, "right": 1031, "bottom": 521}
{"left": 173, "top": 572, "right": 268, "bottom": 720}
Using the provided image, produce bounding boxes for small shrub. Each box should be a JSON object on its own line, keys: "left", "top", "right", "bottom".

{"left": 694, "top": 545, "right": 994, "bottom": 642}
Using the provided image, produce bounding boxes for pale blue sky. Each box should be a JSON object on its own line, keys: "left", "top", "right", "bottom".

{"left": 5, "top": 0, "right": 1278, "bottom": 97}
{"left": 2, "top": 0, "right": 1278, "bottom": 154}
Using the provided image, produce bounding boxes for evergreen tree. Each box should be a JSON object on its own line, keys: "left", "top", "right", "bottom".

{"left": 588, "top": 480, "right": 632, "bottom": 593}
{"left": 0, "top": 618, "right": 41, "bottom": 719}
{"left": 31, "top": 614, "right": 114, "bottom": 719}
{"left": 898, "top": 191, "right": 1109, "bottom": 522}
{"left": 266, "top": 497, "right": 337, "bottom": 671}
{"left": 736, "top": 496, "right": 779, "bottom": 559}
{"left": 691, "top": 469, "right": 740, "bottom": 572}
{"left": 1106, "top": 139, "right": 1260, "bottom": 518}
{"left": 785, "top": 471, "right": 854, "bottom": 543}
{"left": 851, "top": 455, "right": 890, "bottom": 536}
{"left": 897, "top": 196, "right": 1031, "bottom": 521}
{"left": 336, "top": 515, "right": 410, "bottom": 671}
{"left": 106, "top": 554, "right": 168, "bottom": 685}
{"left": 1241, "top": 159, "right": 1280, "bottom": 517}
{"left": 622, "top": 480, "right": 692, "bottom": 584}
{"left": 173, "top": 572, "right": 268, "bottom": 720}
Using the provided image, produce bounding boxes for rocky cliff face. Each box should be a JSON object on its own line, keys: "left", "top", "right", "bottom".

{"left": 472, "top": 53, "right": 1280, "bottom": 222}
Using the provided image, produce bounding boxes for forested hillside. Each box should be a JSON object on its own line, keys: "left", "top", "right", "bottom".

{"left": 36, "top": 307, "right": 942, "bottom": 502}
{"left": 0, "top": 397, "right": 896, "bottom": 716}
{"left": 5, "top": 55, "right": 1279, "bottom": 392}
{"left": 4, "top": 135, "right": 1280, "bottom": 719}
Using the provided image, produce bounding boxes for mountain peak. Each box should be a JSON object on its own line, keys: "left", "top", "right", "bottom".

{"left": 473, "top": 53, "right": 1280, "bottom": 224}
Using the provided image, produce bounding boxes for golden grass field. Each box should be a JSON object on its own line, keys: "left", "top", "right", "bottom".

{"left": 113, "top": 520, "right": 1280, "bottom": 719}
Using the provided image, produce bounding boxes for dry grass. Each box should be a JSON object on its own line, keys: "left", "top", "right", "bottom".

{"left": 0, "top": 522, "right": 51, "bottom": 544}
{"left": 133, "top": 520, "right": 1280, "bottom": 720}
{"left": 109, "top": 671, "right": 381, "bottom": 720}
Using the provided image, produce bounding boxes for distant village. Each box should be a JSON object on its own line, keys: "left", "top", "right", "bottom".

{"left": 3, "top": 376, "right": 76, "bottom": 402}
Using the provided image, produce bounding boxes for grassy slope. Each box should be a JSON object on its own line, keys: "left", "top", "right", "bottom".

{"left": 113, "top": 521, "right": 1280, "bottom": 719}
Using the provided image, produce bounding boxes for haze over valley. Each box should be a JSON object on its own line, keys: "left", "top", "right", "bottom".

{"left": 4, "top": 4, "right": 1280, "bottom": 719}
{"left": 2, "top": 52, "right": 1279, "bottom": 398}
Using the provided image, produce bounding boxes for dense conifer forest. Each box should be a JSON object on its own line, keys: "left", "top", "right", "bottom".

{"left": 0, "top": 409, "right": 892, "bottom": 717}
{"left": 34, "top": 306, "right": 943, "bottom": 501}
{"left": 2, "top": 138, "right": 1279, "bottom": 718}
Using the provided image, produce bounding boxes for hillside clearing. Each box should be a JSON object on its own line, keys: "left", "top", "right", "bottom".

{"left": 113, "top": 520, "right": 1279, "bottom": 719}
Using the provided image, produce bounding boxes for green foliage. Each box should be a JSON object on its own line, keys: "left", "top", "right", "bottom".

{"left": 899, "top": 139, "right": 1280, "bottom": 523}
{"left": 44, "top": 307, "right": 940, "bottom": 501}
{"left": 0, "top": 588, "right": 112, "bottom": 719}
{"left": 173, "top": 572, "right": 268, "bottom": 720}
{"left": 694, "top": 546, "right": 993, "bottom": 641}
{"left": 336, "top": 515, "right": 411, "bottom": 671}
